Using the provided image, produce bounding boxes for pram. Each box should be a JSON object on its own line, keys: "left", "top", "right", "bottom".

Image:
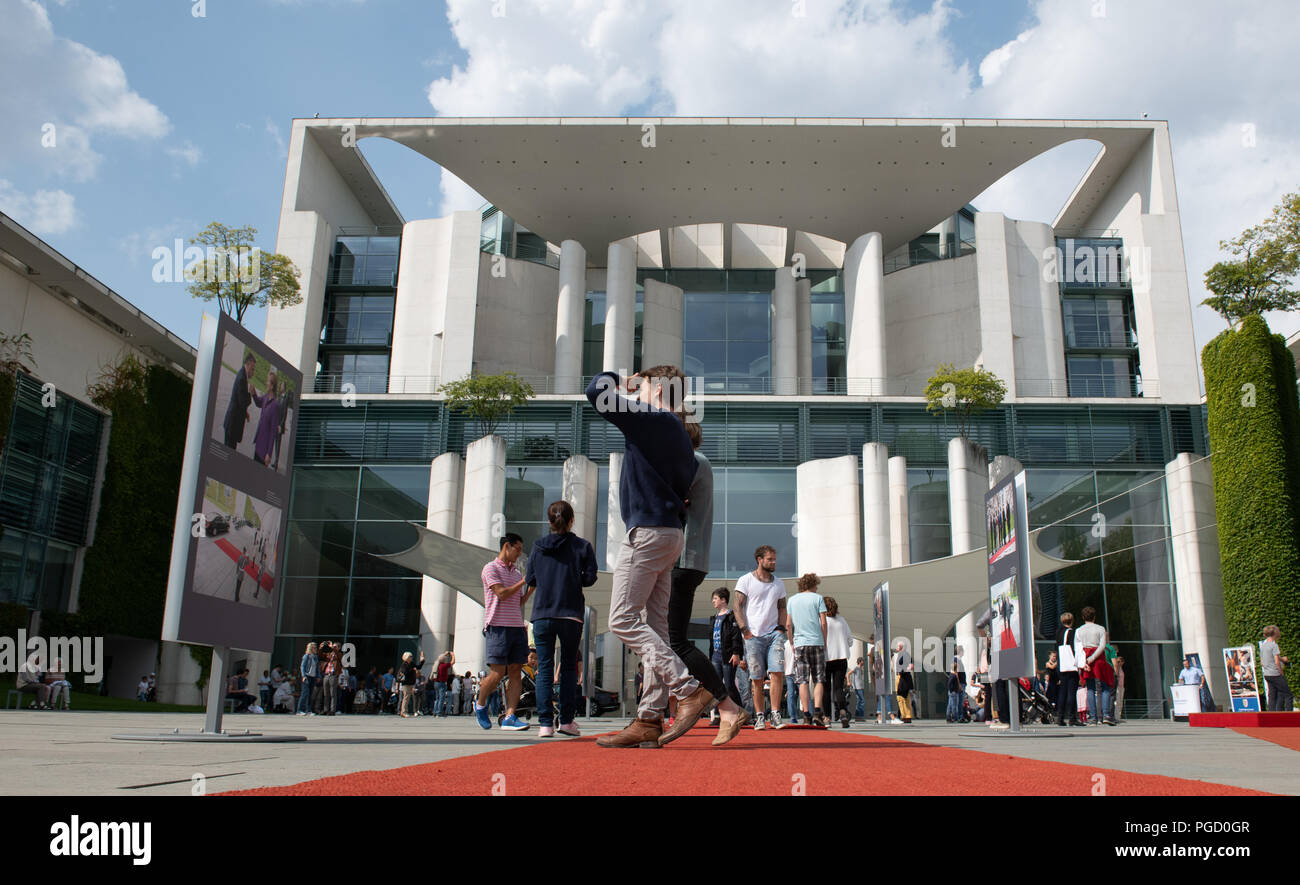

{"left": 1018, "top": 678, "right": 1056, "bottom": 725}
{"left": 496, "top": 669, "right": 537, "bottom": 723}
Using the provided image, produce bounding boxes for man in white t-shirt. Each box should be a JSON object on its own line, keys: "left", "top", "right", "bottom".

{"left": 734, "top": 544, "right": 788, "bottom": 729}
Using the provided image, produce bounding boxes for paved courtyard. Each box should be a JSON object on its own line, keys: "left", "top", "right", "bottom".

{"left": 1, "top": 711, "right": 1295, "bottom": 796}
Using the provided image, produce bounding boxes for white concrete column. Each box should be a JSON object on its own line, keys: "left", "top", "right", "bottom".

{"left": 772, "top": 267, "right": 797, "bottom": 395}
{"left": 1166, "top": 453, "right": 1229, "bottom": 707}
{"left": 455, "top": 434, "right": 507, "bottom": 675}
{"left": 844, "top": 232, "right": 886, "bottom": 396}
{"left": 562, "top": 454, "right": 599, "bottom": 545}
{"left": 862, "top": 443, "right": 890, "bottom": 571}
{"left": 605, "top": 452, "right": 626, "bottom": 570}
{"left": 554, "top": 239, "right": 587, "bottom": 395}
{"left": 888, "top": 455, "right": 910, "bottom": 567}
{"left": 955, "top": 610, "right": 979, "bottom": 680}
{"left": 640, "top": 279, "right": 684, "bottom": 370}
{"left": 796, "top": 455, "right": 862, "bottom": 575}
{"left": 937, "top": 215, "right": 955, "bottom": 259}
{"left": 1017, "top": 220, "right": 1068, "bottom": 396}
{"left": 796, "top": 277, "right": 813, "bottom": 395}
{"left": 603, "top": 241, "right": 636, "bottom": 373}
{"left": 973, "top": 213, "right": 1018, "bottom": 398}
{"left": 420, "top": 452, "right": 464, "bottom": 661}
{"left": 947, "top": 437, "right": 989, "bottom": 555}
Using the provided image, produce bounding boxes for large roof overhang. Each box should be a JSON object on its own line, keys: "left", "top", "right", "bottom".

{"left": 378, "top": 523, "right": 1076, "bottom": 645}
{"left": 298, "top": 116, "right": 1161, "bottom": 257}
{"left": 0, "top": 212, "right": 196, "bottom": 375}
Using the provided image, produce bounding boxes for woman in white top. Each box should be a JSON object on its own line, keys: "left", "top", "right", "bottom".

{"left": 1075, "top": 605, "right": 1116, "bottom": 725}
{"left": 821, "top": 597, "right": 854, "bottom": 727}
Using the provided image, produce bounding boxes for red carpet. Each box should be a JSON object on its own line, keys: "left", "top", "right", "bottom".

{"left": 218, "top": 723, "right": 1267, "bottom": 796}
{"left": 1191, "top": 711, "right": 1300, "bottom": 727}
{"left": 1230, "top": 727, "right": 1300, "bottom": 753}
{"left": 213, "top": 538, "right": 274, "bottom": 591}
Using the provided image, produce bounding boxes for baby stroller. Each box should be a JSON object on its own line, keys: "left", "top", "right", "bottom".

{"left": 1018, "top": 678, "right": 1056, "bottom": 725}
{"left": 497, "top": 669, "right": 537, "bottom": 723}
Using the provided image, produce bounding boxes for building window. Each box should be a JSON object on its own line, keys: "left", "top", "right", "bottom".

{"left": 1058, "top": 239, "right": 1142, "bottom": 398}
{"left": 320, "top": 353, "right": 390, "bottom": 394}
{"left": 331, "top": 236, "right": 400, "bottom": 287}
{"left": 582, "top": 291, "right": 642, "bottom": 379}
{"left": 684, "top": 291, "right": 770, "bottom": 394}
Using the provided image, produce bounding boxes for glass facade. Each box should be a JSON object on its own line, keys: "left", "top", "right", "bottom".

{"left": 1058, "top": 238, "right": 1143, "bottom": 398}
{"left": 0, "top": 373, "right": 105, "bottom": 609}
{"left": 279, "top": 397, "right": 1207, "bottom": 716}
{"left": 317, "top": 236, "right": 399, "bottom": 394}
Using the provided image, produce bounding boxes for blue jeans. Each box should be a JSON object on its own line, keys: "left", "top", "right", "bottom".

{"left": 712, "top": 654, "right": 743, "bottom": 707}
{"left": 296, "top": 676, "right": 316, "bottom": 713}
{"left": 947, "top": 690, "right": 963, "bottom": 721}
{"left": 855, "top": 688, "right": 865, "bottom": 717}
{"left": 533, "top": 617, "right": 582, "bottom": 727}
{"left": 786, "top": 675, "right": 800, "bottom": 720}
{"left": 1087, "top": 678, "right": 1114, "bottom": 722}
{"left": 877, "top": 694, "right": 896, "bottom": 718}
{"left": 434, "top": 681, "right": 448, "bottom": 715}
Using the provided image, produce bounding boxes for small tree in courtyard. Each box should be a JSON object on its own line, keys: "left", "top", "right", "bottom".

{"left": 1202, "top": 192, "right": 1300, "bottom": 325}
{"left": 185, "top": 222, "right": 302, "bottom": 325}
{"left": 439, "top": 372, "right": 535, "bottom": 439}
{"left": 924, "top": 363, "right": 1006, "bottom": 439}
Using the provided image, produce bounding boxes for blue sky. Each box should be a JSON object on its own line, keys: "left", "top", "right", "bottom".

{"left": 2, "top": 0, "right": 1297, "bottom": 354}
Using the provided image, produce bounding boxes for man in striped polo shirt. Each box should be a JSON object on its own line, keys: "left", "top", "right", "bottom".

{"left": 475, "top": 532, "right": 533, "bottom": 731}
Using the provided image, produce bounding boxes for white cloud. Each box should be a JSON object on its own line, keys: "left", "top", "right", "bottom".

{"left": 165, "top": 140, "right": 203, "bottom": 167}
{"left": 0, "top": 179, "right": 78, "bottom": 235}
{"left": 0, "top": 0, "right": 170, "bottom": 184}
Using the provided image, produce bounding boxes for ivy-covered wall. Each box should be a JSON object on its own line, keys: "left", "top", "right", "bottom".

{"left": 1202, "top": 314, "right": 1300, "bottom": 703}
{"left": 74, "top": 363, "right": 191, "bottom": 639}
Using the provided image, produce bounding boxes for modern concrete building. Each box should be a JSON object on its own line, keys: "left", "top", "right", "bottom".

{"left": 266, "top": 118, "right": 1221, "bottom": 716}
{"left": 0, "top": 212, "right": 197, "bottom": 699}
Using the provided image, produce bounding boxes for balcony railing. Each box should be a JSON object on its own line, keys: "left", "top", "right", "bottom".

{"left": 311, "top": 373, "right": 1158, "bottom": 399}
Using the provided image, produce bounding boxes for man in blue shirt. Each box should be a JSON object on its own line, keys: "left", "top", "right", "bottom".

{"left": 587, "top": 367, "right": 713, "bottom": 749}
{"left": 786, "top": 573, "right": 829, "bottom": 726}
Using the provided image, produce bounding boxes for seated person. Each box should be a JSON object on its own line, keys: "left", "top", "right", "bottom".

{"left": 44, "top": 661, "right": 72, "bottom": 709}
{"left": 226, "top": 672, "right": 257, "bottom": 712}
{"left": 17, "top": 655, "right": 49, "bottom": 709}
{"left": 273, "top": 678, "right": 296, "bottom": 712}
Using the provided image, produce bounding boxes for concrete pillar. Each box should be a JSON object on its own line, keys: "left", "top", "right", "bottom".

{"left": 420, "top": 452, "right": 463, "bottom": 661}
{"left": 562, "top": 454, "right": 599, "bottom": 544}
{"left": 947, "top": 437, "right": 988, "bottom": 555}
{"left": 554, "top": 239, "right": 587, "bottom": 394}
{"left": 937, "top": 215, "right": 955, "bottom": 259}
{"left": 641, "top": 278, "right": 684, "bottom": 370}
{"left": 862, "top": 443, "right": 890, "bottom": 571}
{"left": 955, "top": 610, "right": 979, "bottom": 680}
{"left": 1166, "top": 453, "right": 1229, "bottom": 708}
{"left": 1017, "top": 220, "right": 1068, "bottom": 396}
{"left": 455, "top": 434, "right": 507, "bottom": 676}
{"left": 888, "top": 455, "right": 910, "bottom": 567}
{"left": 843, "top": 232, "right": 886, "bottom": 396}
{"left": 772, "top": 267, "right": 798, "bottom": 395}
{"left": 973, "top": 213, "right": 1018, "bottom": 398}
{"left": 796, "top": 277, "right": 813, "bottom": 395}
{"left": 603, "top": 241, "right": 636, "bottom": 373}
{"left": 796, "top": 455, "right": 862, "bottom": 575}
{"left": 605, "top": 452, "right": 626, "bottom": 570}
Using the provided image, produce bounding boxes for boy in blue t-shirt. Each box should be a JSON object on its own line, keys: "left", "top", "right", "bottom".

{"left": 785, "top": 573, "right": 829, "bottom": 726}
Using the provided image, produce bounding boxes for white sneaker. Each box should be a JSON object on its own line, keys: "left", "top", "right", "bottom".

{"left": 887, "top": 718, "right": 903, "bottom": 725}
{"left": 990, "top": 722, "right": 1009, "bottom": 730}
{"left": 557, "top": 721, "right": 581, "bottom": 737}
{"left": 538, "top": 725, "right": 555, "bottom": 737}
{"left": 753, "top": 715, "right": 767, "bottom": 731}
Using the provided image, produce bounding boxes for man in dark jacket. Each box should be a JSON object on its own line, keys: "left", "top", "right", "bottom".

{"left": 223, "top": 353, "right": 257, "bottom": 449}
{"left": 525, "top": 499, "right": 598, "bottom": 737}
{"left": 586, "top": 367, "right": 712, "bottom": 749}
{"left": 708, "top": 588, "right": 745, "bottom": 718}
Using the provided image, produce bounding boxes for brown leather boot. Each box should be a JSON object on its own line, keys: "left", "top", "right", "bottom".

{"left": 657, "top": 685, "right": 714, "bottom": 746}
{"left": 595, "top": 716, "right": 663, "bottom": 748}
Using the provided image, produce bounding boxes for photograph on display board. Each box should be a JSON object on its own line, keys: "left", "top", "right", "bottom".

{"left": 1222, "top": 646, "right": 1262, "bottom": 712}
{"left": 989, "top": 574, "right": 1021, "bottom": 652}
{"left": 191, "top": 476, "right": 282, "bottom": 610}
{"left": 872, "top": 582, "right": 889, "bottom": 694}
{"left": 985, "top": 480, "right": 1017, "bottom": 565}
{"left": 209, "top": 330, "right": 297, "bottom": 475}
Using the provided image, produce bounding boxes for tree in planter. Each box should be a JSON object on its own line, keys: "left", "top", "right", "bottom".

{"left": 1202, "top": 192, "right": 1300, "bottom": 325}
{"left": 439, "top": 372, "right": 535, "bottom": 440}
{"left": 923, "top": 363, "right": 1006, "bottom": 439}
{"left": 184, "top": 222, "right": 302, "bottom": 326}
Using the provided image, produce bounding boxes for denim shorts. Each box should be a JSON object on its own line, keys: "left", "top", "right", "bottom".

{"left": 484, "top": 625, "right": 529, "bottom": 666}
{"left": 744, "top": 629, "right": 786, "bottom": 680}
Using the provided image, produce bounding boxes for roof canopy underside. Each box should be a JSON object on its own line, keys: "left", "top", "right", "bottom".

{"left": 301, "top": 117, "right": 1157, "bottom": 257}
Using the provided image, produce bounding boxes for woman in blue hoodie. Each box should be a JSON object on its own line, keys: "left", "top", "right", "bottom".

{"left": 525, "top": 500, "right": 598, "bottom": 738}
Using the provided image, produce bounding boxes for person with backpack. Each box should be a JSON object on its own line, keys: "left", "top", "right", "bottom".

{"left": 396, "top": 651, "right": 425, "bottom": 718}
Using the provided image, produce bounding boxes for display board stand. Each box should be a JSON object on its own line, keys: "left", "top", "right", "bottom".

{"left": 112, "top": 646, "right": 306, "bottom": 743}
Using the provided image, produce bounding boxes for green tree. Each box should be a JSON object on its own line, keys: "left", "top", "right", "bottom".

{"left": 924, "top": 363, "right": 1006, "bottom": 439}
{"left": 0, "top": 331, "right": 36, "bottom": 454}
{"left": 439, "top": 372, "right": 535, "bottom": 439}
{"left": 1202, "top": 192, "right": 1300, "bottom": 324}
{"left": 185, "top": 222, "right": 302, "bottom": 325}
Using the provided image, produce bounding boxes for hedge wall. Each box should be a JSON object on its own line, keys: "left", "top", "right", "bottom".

{"left": 1202, "top": 314, "right": 1300, "bottom": 703}
{"left": 74, "top": 363, "right": 191, "bottom": 639}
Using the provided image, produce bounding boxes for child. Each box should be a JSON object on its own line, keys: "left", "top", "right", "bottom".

{"left": 45, "top": 661, "right": 72, "bottom": 710}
